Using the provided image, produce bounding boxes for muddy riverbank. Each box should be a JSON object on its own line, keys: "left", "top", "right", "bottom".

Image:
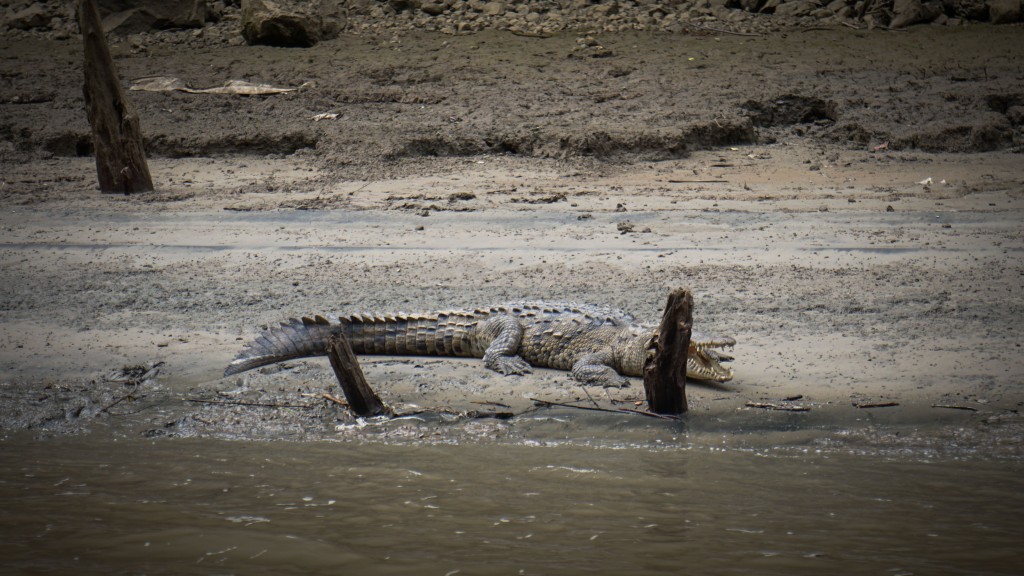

{"left": 2, "top": 148, "right": 1022, "bottom": 454}
{"left": 2, "top": 18, "right": 1023, "bottom": 575}
{"left": 1, "top": 23, "right": 1023, "bottom": 453}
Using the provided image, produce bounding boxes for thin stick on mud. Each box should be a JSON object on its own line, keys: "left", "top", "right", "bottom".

{"left": 853, "top": 401, "right": 900, "bottom": 409}
{"left": 186, "top": 399, "right": 311, "bottom": 409}
{"left": 326, "top": 334, "right": 392, "bottom": 417}
{"left": 97, "top": 391, "right": 137, "bottom": 415}
{"left": 931, "top": 404, "right": 978, "bottom": 412}
{"left": 746, "top": 401, "right": 811, "bottom": 412}
{"left": 581, "top": 386, "right": 600, "bottom": 408}
{"left": 470, "top": 400, "right": 512, "bottom": 408}
{"left": 532, "top": 399, "right": 680, "bottom": 421}
{"left": 79, "top": 0, "right": 153, "bottom": 193}
{"left": 686, "top": 24, "right": 762, "bottom": 37}
{"left": 643, "top": 287, "right": 692, "bottom": 415}
{"left": 302, "top": 392, "right": 350, "bottom": 407}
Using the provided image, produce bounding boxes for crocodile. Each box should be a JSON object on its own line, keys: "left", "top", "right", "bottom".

{"left": 225, "top": 301, "right": 735, "bottom": 387}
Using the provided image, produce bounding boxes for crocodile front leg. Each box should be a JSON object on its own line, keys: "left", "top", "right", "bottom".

{"left": 571, "top": 351, "right": 630, "bottom": 388}
{"left": 480, "top": 314, "right": 533, "bottom": 375}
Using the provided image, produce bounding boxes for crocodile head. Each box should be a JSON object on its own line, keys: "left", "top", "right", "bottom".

{"left": 688, "top": 333, "right": 735, "bottom": 383}
{"left": 627, "top": 328, "right": 735, "bottom": 382}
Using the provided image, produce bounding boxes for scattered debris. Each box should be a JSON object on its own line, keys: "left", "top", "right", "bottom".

{"left": 186, "top": 398, "right": 313, "bottom": 409}
{"left": 745, "top": 401, "right": 811, "bottom": 412}
{"left": 130, "top": 76, "right": 300, "bottom": 95}
{"left": 931, "top": 404, "right": 979, "bottom": 412}
{"left": 302, "top": 392, "right": 349, "bottom": 407}
{"left": 106, "top": 362, "right": 163, "bottom": 385}
{"left": 532, "top": 398, "right": 680, "bottom": 421}
{"left": 853, "top": 401, "right": 900, "bottom": 409}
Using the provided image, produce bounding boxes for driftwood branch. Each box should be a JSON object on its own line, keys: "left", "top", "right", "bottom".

{"left": 80, "top": 0, "right": 153, "bottom": 193}
{"left": 643, "top": 287, "right": 692, "bottom": 415}
{"left": 326, "top": 334, "right": 392, "bottom": 417}
{"left": 746, "top": 401, "right": 811, "bottom": 412}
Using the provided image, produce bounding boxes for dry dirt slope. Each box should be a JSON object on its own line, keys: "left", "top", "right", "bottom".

{"left": 2, "top": 26, "right": 1022, "bottom": 172}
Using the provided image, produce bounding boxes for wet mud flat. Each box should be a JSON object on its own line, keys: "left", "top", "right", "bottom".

{"left": 1, "top": 22, "right": 1023, "bottom": 574}
{"left": 1, "top": 148, "right": 1022, "bottom": 454}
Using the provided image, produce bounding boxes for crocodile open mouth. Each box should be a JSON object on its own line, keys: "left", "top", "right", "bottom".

{"left": 642, "top": 332, "right": 735, "bottom": 383}
{"left": 688, "top": 336, "right": 736, "bottom": 383}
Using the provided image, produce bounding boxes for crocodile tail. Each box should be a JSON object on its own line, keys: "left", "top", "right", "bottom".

{"left": 224, "top": 316, "right": 338, "bottom": 377}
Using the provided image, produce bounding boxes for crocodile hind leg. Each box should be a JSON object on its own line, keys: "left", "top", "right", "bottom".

{"left": 571, "top": 351, "right": 630, "bottom": 388}
{"left": 480, "top": 314, "right": 533, "bottom": 375}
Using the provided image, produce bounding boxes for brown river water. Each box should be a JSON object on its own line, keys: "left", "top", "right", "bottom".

{"left": 2, "top": 421, "right": 1021, "bottom": 576}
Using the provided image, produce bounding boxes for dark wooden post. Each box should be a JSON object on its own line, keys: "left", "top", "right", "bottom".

{"left": 326, "top": 334, "right": 391, "bottom": 417}
{"left": 80, "top": 0, "right": 154, "bottom": 194}
{"left": 643, "top": 287, "right": 692, "bottom": 415}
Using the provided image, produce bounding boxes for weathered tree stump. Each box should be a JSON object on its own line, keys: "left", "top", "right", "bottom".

{"left": 326, "top": 334, "right": 391, "bottom": 417}
{"left": 643, "top": 287, "right": 693, "bottom": 415}
{"left": 80, "top": 0, "right": 154, "bottom": 194}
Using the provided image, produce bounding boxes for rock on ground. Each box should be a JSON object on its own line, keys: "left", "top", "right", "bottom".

{"left": 240, "top": 0, "right": 343, "bottom": 47}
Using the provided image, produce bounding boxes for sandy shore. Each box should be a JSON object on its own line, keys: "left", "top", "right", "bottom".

{"left": 1, "top": 25, "right": 1021, "bottom": 454}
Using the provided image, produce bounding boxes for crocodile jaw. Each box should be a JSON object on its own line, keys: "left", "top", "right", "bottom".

{"left": 638, "top": 330, "right": 735, "bottom": 383}
{"left": 687, "top": 340, "right": 735, "bottom": 383}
